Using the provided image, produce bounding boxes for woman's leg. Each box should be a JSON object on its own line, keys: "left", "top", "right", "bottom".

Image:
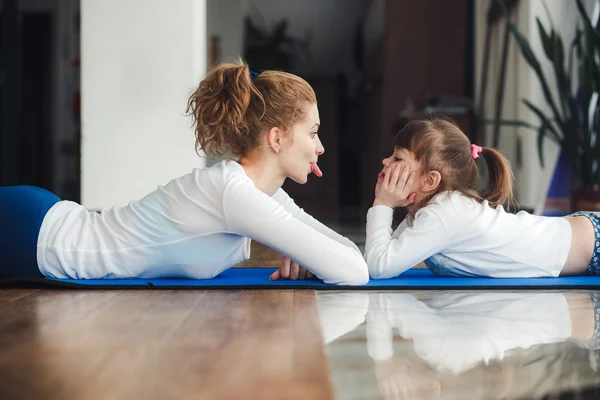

{"left": 0, "top": 185, "right": 60, "bottom": 278}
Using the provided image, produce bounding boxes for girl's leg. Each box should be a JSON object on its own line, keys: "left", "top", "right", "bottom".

{"left": 0, "top": 185, "right": 60, "bottom": 278}
{"left": 587, "top": 292, "right": 600, "bottom": 349}
{"left": 564, "top": 211, "right": 600, "bottom": 276}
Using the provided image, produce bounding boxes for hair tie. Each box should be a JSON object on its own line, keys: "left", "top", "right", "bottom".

{"left": 470, "top": 144, "right": 482, "bottom": 159}
{"left": 249, "top": 71, "right": 259, "bottom": 81}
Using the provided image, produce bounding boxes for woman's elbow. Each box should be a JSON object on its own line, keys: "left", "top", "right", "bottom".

{"left": 318, "top": 258, "right": 369, "bottom": 286}
{"left": 351, "top": 264, "right": 370, "bottom": 285}
{"left": 341, "top": 259, "right": 370, "bottom": 286}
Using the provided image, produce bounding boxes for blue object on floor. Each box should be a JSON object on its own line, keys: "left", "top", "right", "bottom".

{"left": 2, "top": 268, "right": 600, "bottom": 289}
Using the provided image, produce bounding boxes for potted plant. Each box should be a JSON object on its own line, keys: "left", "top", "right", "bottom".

{"left": 243, "top": 14, "right": 312, "bottom": 72}
{"left": 494, "top": 0, "right": 600, "bottom": 211}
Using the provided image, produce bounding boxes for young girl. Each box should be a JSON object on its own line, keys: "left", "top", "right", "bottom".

{"left": 365, "top": 117, "right": 596, "bottom": 279}
{"left": 366, "top": 292, "right": 600, "bottom": 399}
{"left": 0, "top": 61, "right": 369, "bottom": 286}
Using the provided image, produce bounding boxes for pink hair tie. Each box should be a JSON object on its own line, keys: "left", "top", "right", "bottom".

{"left": 470, "top": 144, "right": 482, "bottom": 159}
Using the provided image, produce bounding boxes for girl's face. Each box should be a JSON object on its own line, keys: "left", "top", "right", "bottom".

{"left": 378, "top": 147, "right": 441, "bottom": 215}
{"left": 379, "top": 147, "right": 423, "bottom": 196}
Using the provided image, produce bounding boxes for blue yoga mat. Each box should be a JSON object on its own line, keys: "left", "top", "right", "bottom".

{"left": 2, "top": 268, "right": 600, "bottom": 289}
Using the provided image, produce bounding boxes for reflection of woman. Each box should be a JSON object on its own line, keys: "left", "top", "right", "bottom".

{"left": 316, "top": 292, "right": 369, "bottom": 344}
{"left": 367, "top": 292, "right": 600, "bottom": 400}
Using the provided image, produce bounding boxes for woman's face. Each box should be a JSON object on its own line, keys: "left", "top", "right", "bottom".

{"left": 280, "top": 103, "right": 325, "bottom": 184}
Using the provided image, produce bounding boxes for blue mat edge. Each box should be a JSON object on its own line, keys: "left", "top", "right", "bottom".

{"left": 2, "top": 268, "right": 600, "bottom": 290}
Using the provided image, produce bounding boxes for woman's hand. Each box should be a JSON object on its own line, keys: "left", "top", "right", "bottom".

{"left": 269, "top": 256, "right": 315, "bottom": 280}
{"left": 374, "top": 163, "right": 416, "bottom": 209}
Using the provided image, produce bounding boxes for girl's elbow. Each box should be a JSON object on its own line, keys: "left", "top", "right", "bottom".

{"left": 368, "top": 266, "right": 390, "bottom": 280}
{"left": 366, "top": 256, "right": 396, "bottom": 280}
{"left": 365, "top": 253, "right": 382, "bottom": 278}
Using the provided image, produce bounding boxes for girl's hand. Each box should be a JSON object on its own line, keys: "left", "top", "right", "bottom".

{"left": 374, "top": 163, "right": 417, "bottom": 209}
{"left": 269, "top": 256, "right": 315, "bottom": 280}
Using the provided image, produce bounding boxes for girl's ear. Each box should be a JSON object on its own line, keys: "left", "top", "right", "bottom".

{"left": 421, "top": 170, "right": 441, "bottom": 193}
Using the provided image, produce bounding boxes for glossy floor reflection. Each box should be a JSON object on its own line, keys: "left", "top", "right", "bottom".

{"left": 318, "top": 290, "right": 600, "bottom": 400}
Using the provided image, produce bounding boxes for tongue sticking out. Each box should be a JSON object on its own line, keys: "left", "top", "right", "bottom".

{"left": 310, "top": 163, "right": 323, "bottom": 177}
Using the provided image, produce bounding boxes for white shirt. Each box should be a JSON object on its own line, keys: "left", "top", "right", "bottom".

{"left": 366, "top": 292, "right": 572, "bottom": 374}
{"left": 37, "top": 160, "right": 369, "bottom": 285}
{"left": 365, "top": 191, "right": 572, "bottom": 278}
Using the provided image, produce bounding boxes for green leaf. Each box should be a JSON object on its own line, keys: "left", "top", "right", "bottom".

{"left": 521, "top": 98, "right": 562, "bottom": 141}
{"left": 576, "top": 0, "right": 600, "bottom": 48}
{"left": 588, "top": 92, "right": 598, "bottom": 129}
{"left": 577, "top": 25, "right": 594, "bottom": 137}
{"left": 271, "top": 19, "right": 289, "bottom": 43}
{"left": 537, "top": 122, "right": 549, "bottom": 167}
{"left": 492, "top": 0, "right": 600, "bottom": 183}
{"left": 244, "top": 17, "right": 267, "bottom": 42}
{"left": 567, "top": 33, "right": 580, "bottom": 80}
{"left": 551, "top": 29, "right": 578, "bottom": 130}
{"left": 504, "top": 14, "right": 542, "bottom": 71}
{"left": 577, "top": 0, "right": 600, "bottom": 95}
{"left": 536, "top": 17, "right": 554, "bottom": 60}
{"left": 495, "top": 0, "right": 565, "bottom": 131}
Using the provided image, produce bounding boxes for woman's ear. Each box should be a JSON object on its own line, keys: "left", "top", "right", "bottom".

{"left": 421, "top": 170, "right": 441, "bottom": 194}
{"left": 267, "top": 127, "right": 283, "bottom": 153}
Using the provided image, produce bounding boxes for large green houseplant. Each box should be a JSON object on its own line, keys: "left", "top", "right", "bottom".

{"left": 495, "top": 0, "right": 600, "bottom": 211}
{"left": 243, "top": 15, "right": 312, "bottom": 72}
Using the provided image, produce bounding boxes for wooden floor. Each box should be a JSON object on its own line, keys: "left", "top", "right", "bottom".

{"left": 0, "top": 288, "right": 332, "bottom": 400}
{"left": 0, "top": 243, "right": 333, "bottom": 399}
{"left": 236, "top": 241, "right": 283, "bottom": 268}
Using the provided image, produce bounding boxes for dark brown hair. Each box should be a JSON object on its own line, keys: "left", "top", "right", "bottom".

{"left": 394, "top": 117, "right": 517, "bottom": 209}
{"left": 186, "top": 59, "right": 316, "bottom": 159}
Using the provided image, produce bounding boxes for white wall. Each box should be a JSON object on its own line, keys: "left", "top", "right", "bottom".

{"left": 205, "top": 0, "right": 244, "bottom": 167}
{"left": 81, "top": 0, "right": 207, "bottom": 209}
{"left": 475, "top": 0, "right": 596, "bottom": 213}
{"left": 207, "top": 0, "right": 244, "bottom": 64}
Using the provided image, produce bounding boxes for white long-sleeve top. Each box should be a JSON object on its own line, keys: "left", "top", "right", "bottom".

{"left": 366, "top": 292, "right": 572, "bottom": 374}
{"left": 37, "top": 160, "right": 369, "bottom": 285}
{"left": 365, "top": 191, "right": 572, "bottom": 279}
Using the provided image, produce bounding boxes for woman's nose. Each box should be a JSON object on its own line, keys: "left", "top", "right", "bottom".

{"left": 316, "top": 137, "right": 325, "bottom": 155}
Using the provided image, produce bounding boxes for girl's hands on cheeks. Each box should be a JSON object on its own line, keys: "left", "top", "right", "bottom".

{"left": 374, "top": 163, "right": 417, "bottom": 209}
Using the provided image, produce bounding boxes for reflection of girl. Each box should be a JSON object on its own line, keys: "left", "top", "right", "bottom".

{"left": 367, "top": 292, "right": 600, "bottom": 400}
{"left": 373, "top": 340, "right": 600, "bottom": 400}
{"left": 367, "top": 293, "right": 592, "bottom": 374}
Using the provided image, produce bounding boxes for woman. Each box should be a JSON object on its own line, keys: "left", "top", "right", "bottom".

{"left": 0, "top": 60, "right": 368, "bottom": 286}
